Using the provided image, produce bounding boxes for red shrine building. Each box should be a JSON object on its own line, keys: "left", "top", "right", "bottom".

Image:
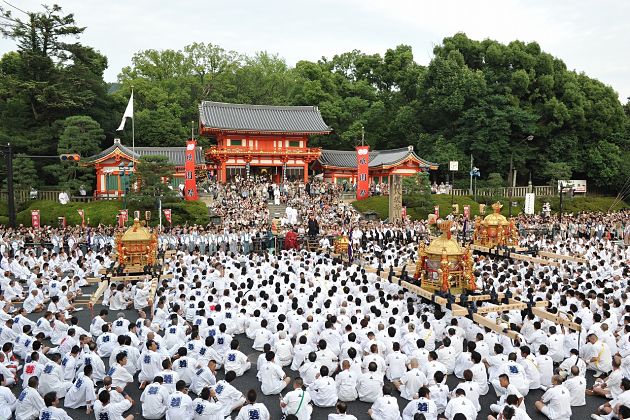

{"left": 200, "top": 101, "right": 330, "bottom": 183}
{"left": 84, "top": 101, "right": 436, "bottom": 196}
{"left": 314, "top": 146, "right": 438, "bottom": 185}
{"left": 84, "top": 139, "right": 205, "bottom": 197}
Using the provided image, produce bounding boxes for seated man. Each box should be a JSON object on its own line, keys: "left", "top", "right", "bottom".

{"left": 534, "top": 375, "right": 572, "bottom": 420}
{"left": 563, "top": 366, "right": 586, "bottom": 407}
{"left": 39, "top": 391, "right": 73, "bottom": 420}
{"left": 368, "top": 383, "right": 401, "bottom": 420}
{"left": 307, "top": 366, "right": 337, "bottom": 408}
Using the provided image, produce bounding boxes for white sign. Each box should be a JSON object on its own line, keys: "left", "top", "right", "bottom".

{"left": 524, "top": 193, "right": 535, "bottom": 215}
{"left": 449, "top": 161, "right": 459, "bottom": 171}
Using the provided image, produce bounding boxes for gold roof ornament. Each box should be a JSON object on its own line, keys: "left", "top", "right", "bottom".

{"left": 482, "top": 201, "right": 509, "bottom": 226}
{"left": 425, "top": 221, "right": 464, "bottom": 257}
{"left": 121, "top": 218, "right": 152, "bottom": 242}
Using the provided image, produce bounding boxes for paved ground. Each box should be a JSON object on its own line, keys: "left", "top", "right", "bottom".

{"left": 14, "top": 281, "right": 608, "bottom": 420}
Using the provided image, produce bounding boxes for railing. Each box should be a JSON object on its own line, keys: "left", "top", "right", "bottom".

{"left": 0, "top": 190, "right": 95, "bottom": 203}
{"left": 443, "top": 185, "right": 557, "bottom": 198}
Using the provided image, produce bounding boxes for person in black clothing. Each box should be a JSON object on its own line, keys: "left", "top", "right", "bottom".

{"left": 307, "top": 215, "right": 320, "bottom": 237}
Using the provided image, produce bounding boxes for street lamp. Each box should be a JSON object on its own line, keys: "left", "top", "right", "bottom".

{"left": 508, "top": 135, "right": 534, "bottom": 217}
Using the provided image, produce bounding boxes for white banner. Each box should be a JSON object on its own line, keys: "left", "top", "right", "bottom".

{"left": 525, "top": 193, "right": 535, "bottom": 215}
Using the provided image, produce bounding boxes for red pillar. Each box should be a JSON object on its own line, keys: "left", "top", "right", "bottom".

{"left": 220, "top": 161, "right": 226, "bottom": 183}
{"left": 95, "top": 167, "right": 102, "bottom": 196}
{"left": 303, "top": 162, "right": 309, "bottom": 183}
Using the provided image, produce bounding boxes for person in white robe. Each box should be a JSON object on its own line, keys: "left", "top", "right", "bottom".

{"left": 64, "top": 365, "right": 97, "bottom": 414}
{"left": 15, "top": 377, "right": 45, "bottom": 420}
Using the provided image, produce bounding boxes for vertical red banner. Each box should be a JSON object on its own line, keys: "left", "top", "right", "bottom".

{"left": 163, "top": 209, "right": 172, "bottom": 225}
{"left": 434, "top": 205, "right": 440, "bottom": 217}
{"left": 463, "top": 205, "right": 470, "bottom": 220}
{"left": 31, "top": 210, "right": 40, "bottom": 228}
{"left": 184, "top": 140, "right": 199, "bottom": 201}
{"left": 356, "top": 146, "right": 370, "bottom": 200}
{"left": 118, "top": 210, "right": 128, "bottom": 228}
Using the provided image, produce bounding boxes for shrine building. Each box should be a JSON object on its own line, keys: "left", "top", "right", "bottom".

{"left": 83, "top": 101, "right": 437, "bottom": 195}
{"left": 313, "top": 146, "right": 438, "bottom": 185}
{"left": 200, "top": 101, "right": 331, "bottom": 183}
{"left": 84, "top": 138, "right": 205, "bottom": 198}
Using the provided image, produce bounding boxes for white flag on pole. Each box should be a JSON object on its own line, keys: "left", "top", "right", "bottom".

{"left": 116, "top": 92, "right": 134, "bottom": 131}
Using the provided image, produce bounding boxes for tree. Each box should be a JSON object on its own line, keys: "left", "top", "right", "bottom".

{"left": 541, "top": 161, "right": 572, "bottom": 186}
{"left": 51, "top": 115, "right": 105, "bottom": 192}
{"left": 486, "top": 172, "right": 505, "bottom": 203}
{"left": 0, "top": 3, "right": 113, "bottom": 186}
{"left": 402, "top": 172, "right": 435, "bottom": 219}
{"left": 1, "top": 154, "right": 38, "bottom": 190}
{"left": 131, "top": 155, "right": 175, "bottom": 197}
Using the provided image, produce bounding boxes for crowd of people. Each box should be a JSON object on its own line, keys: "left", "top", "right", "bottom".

{"left": 0, "top": 178, "right": 629, "bottom": 420}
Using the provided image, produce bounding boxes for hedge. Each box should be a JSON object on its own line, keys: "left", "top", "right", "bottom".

{"left": 0, "top": 199, "right": 210, "bottom": 227}
{"left": 353, "top": 195, "right": 628, "bottom": 221}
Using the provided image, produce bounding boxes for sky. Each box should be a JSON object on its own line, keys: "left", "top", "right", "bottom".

{"left": 1, "top": 0, "right": 629, "bottom": 102}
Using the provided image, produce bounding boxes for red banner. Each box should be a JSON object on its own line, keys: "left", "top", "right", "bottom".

{"left": 356, "top": 146, "right": 370, "bottom": 200}
{"left": 463, "top": 205, "right": 470, "bottom": 220}
{"left": 77, "top": 209, "right": 85, "bottom": 227}
{"left": 118, "top": 210, "right": 128, "bottom": 228}
{"left": 163, "top": 209, "right": 172, "bottom": 225}
{"left": 31, "top": 210, "right": 40, "bottom": 228}
{"left": 402, "top": 206, "right": 407, "bottom": 219}
{"left": 434, "top": 205, "right": 440, "bottom": 217}
{"left": 184, "top": 140, "right": 199, "bottom": 201}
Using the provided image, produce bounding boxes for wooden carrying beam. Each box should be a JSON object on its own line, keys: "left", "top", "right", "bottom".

{"left": 538, "top": 251, "right": 588, "bottom": 264}
{"left": 88, "top": 280, "right": 109, "bottom": 307}
{"left": 531, "top": 307, "right": 582, "bottom": 331}
{"left": 471, "top": 245, "right": 560, "bottom": 267}
{"left": 475, "top": 302, "right": 528, "bottom": 314}
{"left": 401, "top": 281, "right": 447, "bottom": 305}
{"left": 401, "top": 280, "right": 468, "bottom": 316}
{"left": 108, "top": 273, "right": 173, "bottom": 282}
{"left": 472, "top": 313, "right": 520, "bottom": 340}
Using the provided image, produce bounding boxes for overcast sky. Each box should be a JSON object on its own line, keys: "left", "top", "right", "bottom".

{"left": 1, "top": 0, "right": 629, "bottom": 102}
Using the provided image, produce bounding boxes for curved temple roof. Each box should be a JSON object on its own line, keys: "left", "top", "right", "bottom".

{"left": 317, "top": 146, "right": 437, "bottom": 169}
{"left": 199, "top": 101, "right": 332, "bottom": 134}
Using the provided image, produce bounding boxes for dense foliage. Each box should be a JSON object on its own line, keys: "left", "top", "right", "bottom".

{"left": 1, "top": 4, "right": 629, "bottom": 192}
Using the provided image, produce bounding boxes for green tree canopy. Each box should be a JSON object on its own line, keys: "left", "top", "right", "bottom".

{"left": 48, "top": 115, "right": 105, "bottom": 192}
{"left": 132, "top": 155, "right": 175, "bottom": 197}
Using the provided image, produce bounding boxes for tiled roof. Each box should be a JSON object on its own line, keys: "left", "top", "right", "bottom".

{"left": 317, "top": 146, "right": 437, "bottom": 169}
{"left": 85, "top": 140, "right": 204, "bottom": 166}
{"left": 199, "top": 101, "right": 331, "bottom": 134}
{"left": 134, "top": 147, "right": 204, "bottom": 166}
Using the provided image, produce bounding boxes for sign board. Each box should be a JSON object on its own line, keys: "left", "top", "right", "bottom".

{"left": 558, "top": 179, "right": 586, "bottom": 194}
{"left": 558, "top": 180, "right": 586, "bottom": 193}
{"left": 449, "top": 161, "right": 459, "bottom": 171}
{"left": 524, "top": 193, "right": 535, "bottom": 215}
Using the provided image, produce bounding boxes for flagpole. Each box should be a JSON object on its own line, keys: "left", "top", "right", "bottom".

{"left": 131, "top": 86, "right": 135, "bottom": 155}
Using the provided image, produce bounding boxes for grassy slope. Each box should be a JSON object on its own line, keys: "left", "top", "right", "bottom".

{"left": 353, "top": 195, "right": 628, "bottom": 221}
